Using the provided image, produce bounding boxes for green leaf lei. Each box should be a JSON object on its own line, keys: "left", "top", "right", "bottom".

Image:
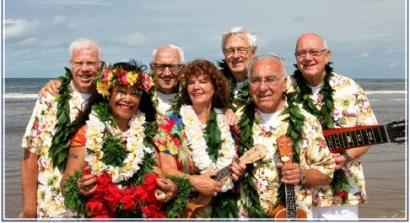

{"left": 163, "top": 175, "right": 193, "bottom": 218}
{"left": 49, "top": 68, "right": 80, "bottom": 172}
{"left": 237, "top": 97, "right": 306, "bottom": 216}
{"left": 204, "top": 109, "right": 239, "bottom": 217}
{"left": 291, "top": 63, "right": 351, "bottom": 204}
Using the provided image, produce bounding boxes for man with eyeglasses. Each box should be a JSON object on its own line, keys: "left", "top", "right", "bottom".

{"left": 218, "top": 26, "right": 257, "bottom": 112}
{"left": 236, "top": 54, "right": 334, "bottom": 218}
{"left": 288, "top": 32, "right": 377, "bottom": 220}
{"left": 20, "top": 38, "right": 103, "bottom": 218}
{"left": 149, "top": 44, "right": 184, "bottom": 118}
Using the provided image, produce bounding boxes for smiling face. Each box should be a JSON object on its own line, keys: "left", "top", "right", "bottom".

{"left": 151, "top": 46, "right": 182, "bottom": 94}
{"left": 187, "top": 73, "right": 215, "bottom": 109}
{"left": 223, "top": 33, "right": 256, "bottom": 81}
{"left": 249, "top": 58, "right": 286, "bottom": 113}
{"left": 109, "top": 85, "right": 141, "bottom": 129}
{"left": 70, "top": 47, "right": 101, "bottom": 93}
{"left": 295, "top": 33, "right": 331, "bottom": 86}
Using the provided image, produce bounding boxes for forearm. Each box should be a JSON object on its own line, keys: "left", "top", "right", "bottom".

{"left": 344, "top": 146, "right": 369, "bottom": 160}
{"left": 21, "top": 149, "right": 39, "bottom": 217}
{"left": 303, "top": 168, "right": 332, "bottom": 187}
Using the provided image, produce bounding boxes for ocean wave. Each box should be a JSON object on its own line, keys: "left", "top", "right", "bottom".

{"left": 4, "top": 93, "right": 38, "bottom": 100}
{"left": 366, "top": 90, "right": 406, "bottom": 95}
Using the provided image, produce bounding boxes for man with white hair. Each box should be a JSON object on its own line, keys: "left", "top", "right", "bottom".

{"left": 21, "top": 38, "right": 103, "bottom": 218}
{"left": 218, "top": 26, "right": 257, "bottom": 111}
{"left": 237, "top": 54, "right": 334, "bottom": 219}
{"left": 150, "top": 44, "right": 185, "bottom": 118}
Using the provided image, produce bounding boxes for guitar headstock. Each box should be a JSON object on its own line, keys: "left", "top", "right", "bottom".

{"left": 239, "top": 144, "right": 267, "bottom": 165}
{"left": 386, "top": 119, "right": 406, "bottom": 144}
{"left": 277, "top": 135, "right": 293, "bottom": 164}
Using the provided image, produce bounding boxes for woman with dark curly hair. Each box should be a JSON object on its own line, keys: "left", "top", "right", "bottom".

{"left": 154, "top": 59, "right": 243, "bottom": 218}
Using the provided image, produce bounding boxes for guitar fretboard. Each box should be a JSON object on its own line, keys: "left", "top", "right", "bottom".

{"left": 213, "top": 166, "right": 231, "bottom": 181}
{"left": 325, "top": 125, "right": 389, "bottom": 151}
{"left": 285, "top": 184, "right": 297, "bottom": 218}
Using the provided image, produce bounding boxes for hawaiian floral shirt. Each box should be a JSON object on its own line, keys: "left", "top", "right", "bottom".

{"left": 288, "top": 73, "right": 378, "bottom": 207}
{"left": 238, "top": 106, "right": 335, "bottom": 218}
{"left": 21, "top": 83, "right": 89, "bottom": 218}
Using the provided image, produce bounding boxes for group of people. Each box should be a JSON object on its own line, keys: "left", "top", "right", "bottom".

{"left": 20, "top": 26, "right": 377, "bottom": 220}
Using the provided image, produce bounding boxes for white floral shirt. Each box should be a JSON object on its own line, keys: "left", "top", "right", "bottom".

{"left": 238, "top": 105, "right": 335, "bottom": 218}
{"left": 288, "top": 73, "right": 378, "bottom": 206}
{"left": 21, "top": 83, "right": 89, "bottom": 218}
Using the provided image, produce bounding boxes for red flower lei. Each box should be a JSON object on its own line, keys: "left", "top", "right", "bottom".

{"left": 84, "top": 170, "right": 165, "bottom": 218}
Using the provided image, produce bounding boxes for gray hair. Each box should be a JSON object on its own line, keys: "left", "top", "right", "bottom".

{"left": 151, "top": 44, "right": 185, "bottom": 63}
{"left": 221, "top": 26, "right": 257, "bottom": 50}
{"left": 247, "top": 54, "right": 288, "bottom": 79}
{"left": 69, "top": 38, "right": 103, "bottom": 61}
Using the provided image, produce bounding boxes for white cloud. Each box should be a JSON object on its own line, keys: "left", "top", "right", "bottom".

{"left": 125, "top": 32, "right": 148, "bottom": 46}
{"left": 5, "top": 18, "right": 39, "bottom": 41}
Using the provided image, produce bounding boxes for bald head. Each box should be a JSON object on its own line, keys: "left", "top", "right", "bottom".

{"left": 295, "top": 32, "right": 327, "bottom": 51}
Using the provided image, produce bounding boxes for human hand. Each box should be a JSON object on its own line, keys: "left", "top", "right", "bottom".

{"left": 224, "top": 108, "right": 238, "bottom": 126}
{"left": 332, "top": 153, "right": 349, "bottom": 170}
{"left": 155, "top": 178, "right": 178, "bottom": 203}
{"left": 189, "top": 171, "right": 222, "bottom": 196}
{"left": 38, "top": 80, "right": 61, "bottom": 97}
{"left": 230, "top": 155, "right": 246, "bottom": 182}
{"left": 277, "top": 162, "right": 301, "bottom": 185}
{"left": 77, "top": 167, "right": 96, "bottom": 196}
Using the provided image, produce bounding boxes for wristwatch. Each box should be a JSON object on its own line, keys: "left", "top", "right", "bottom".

{"left": 300, "top": 170, "right": 307, "bottom": 185}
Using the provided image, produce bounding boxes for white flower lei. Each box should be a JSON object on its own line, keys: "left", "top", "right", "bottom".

{"left": 179, "top": 105, "right": 235, "bottom": 191}
{"left": 85, "top": 110, "right": 153, "bottom": 183}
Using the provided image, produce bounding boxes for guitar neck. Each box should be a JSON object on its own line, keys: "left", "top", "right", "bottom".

{"left": 323, "top": 125, "right": 389, "bottom": 152}
{"left": 284, "top": 184, "right": 297, "bottom": 218}
{"left": 213, "top": 166, "right": 232, "bottom": 181}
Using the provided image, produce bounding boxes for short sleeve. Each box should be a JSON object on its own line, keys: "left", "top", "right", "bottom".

{"left": 71, "top": 126, "right": 87, "bottom": 147}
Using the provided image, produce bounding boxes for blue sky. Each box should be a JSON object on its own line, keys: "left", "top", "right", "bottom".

{"left": 4, "top": 0, "right": 407, "bottom": 78}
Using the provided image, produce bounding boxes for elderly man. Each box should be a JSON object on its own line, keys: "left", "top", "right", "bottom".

{"left": 149, "top": 44, "right": 184, "bottom": 117}
{"left": 218, "top": 26, "right": 257, "bottom": 111}
{"left": 20, "top": 39, "right": 103, "bottom": 218}
{"left": 289, "top": 32, "right": 377, "bottom": 219}
{"left": 237, "top": 54, "right": 335, "bottom": 219}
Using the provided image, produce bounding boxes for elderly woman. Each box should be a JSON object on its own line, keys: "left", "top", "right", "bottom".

{"left": 155, "top": 59, "right": 243, "bottom": 218}
{"left": 60, "top": 61, "right": 182, "bottom": 218}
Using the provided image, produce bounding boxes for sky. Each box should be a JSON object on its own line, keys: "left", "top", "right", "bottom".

{"left": 4, "top": 0, "right": 407, "bottom": 79}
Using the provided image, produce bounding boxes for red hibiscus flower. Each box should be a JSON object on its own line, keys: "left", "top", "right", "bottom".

{"left": 159, "top": 118, "right": 176, "bottom": 132}
{"left": 104, "top": 184, "right": 122, "bottom": 212}
{"left": 120, "top": 189, "right": 137, "bottom": 211}
{"left": 132, "top": 186, "right": 148, "bottom": 201}
{"left": 142, "top": 174, "right": 158, "bottom": 192}
{"left": 86, "top": 199, "right": 108, "bottom": 217}
{"left": 140, "top": 203, "right": 165, "bottom": 218}
{"left": 337, "top": 191, "right": 348, "bottom": 199}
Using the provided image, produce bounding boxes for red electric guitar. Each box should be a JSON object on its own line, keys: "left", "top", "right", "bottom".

{"left": 322, "top": 120, "right": 406, "bottom": 153}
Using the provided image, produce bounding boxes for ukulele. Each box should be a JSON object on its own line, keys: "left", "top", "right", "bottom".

{"left": 268, "top": 135, "right": 307, "bottom": 219}
{"left": 322, "top": 120, "right": 406, "bottom": 153}
{"left": 185, "top": 144, "right": 267, "bottom": 218}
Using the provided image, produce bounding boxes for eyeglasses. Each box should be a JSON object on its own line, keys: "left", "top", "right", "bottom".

{"left": 250, "top": 75, "right": 284, "bottom": 87}
{"left": 223, "top": 47, "right": 250, "bottom": 56}
{"left": 71, "top": 60, "right": 101, "bottom": 69}
{"left": 152, "top": 63, "right": 183, "bottom": 73}
{"left": 295, "top": 49, "right": 328, "bottom": 58}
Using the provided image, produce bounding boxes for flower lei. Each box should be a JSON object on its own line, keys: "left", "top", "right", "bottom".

{"left": 217, "top": 60, "right": 250, "bottom": 110}
{"left": 85, "top": 105, "right": 150, "bottom": 183}
{"left": 49, "top": 67, "right": 81, "bottom": 171}
{"left": 64, "top": 101, "right": 164, "bottom": 218}
{"left": 291, "top": 63, "right": 351, "bottom": 204}
{"left": 179, "top": 105, "right": 236, "bottom": 192}
{"left": 237, "top": 97, "right": 305, "bottom": 217}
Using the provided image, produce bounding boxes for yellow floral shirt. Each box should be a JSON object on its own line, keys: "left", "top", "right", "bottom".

{"left": 238, "top": 106, "right": 335, "bottom": 218}
{"left": 288, "top": 73, "right": 378, "bottom": 207}
{"left": 21, "top": 83, "right": 89, "bottom": 218}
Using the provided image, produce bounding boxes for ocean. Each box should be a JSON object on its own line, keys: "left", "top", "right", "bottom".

{"left": 3, "top": 78, "right": 407, "bottom": 219}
